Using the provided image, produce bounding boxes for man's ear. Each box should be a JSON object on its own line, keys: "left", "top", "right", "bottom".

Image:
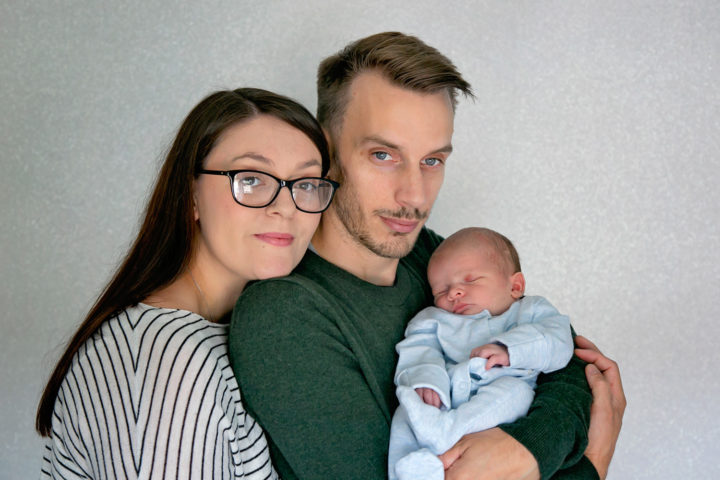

{"left": 322, "top": 126, "right": 335, "bottom": 159}
{"left": 322, "top": 127, "right": 342, "bottom": 182}
{"left": 510, "top": 272, "right": 525, "bottom": 299}
{"left": 322, "top": 126, "right": 332, "bottom": 144}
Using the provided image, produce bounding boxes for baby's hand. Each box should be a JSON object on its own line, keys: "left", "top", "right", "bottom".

{"left": 470, "top": 343, "right": 510, "bottom": 370}
{"left": 415, "top": 387, "right": 442, "bottom": 408}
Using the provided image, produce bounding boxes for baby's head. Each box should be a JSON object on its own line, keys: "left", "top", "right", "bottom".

{"left": 428, "top": 227, "right": 525, "bottom": 316}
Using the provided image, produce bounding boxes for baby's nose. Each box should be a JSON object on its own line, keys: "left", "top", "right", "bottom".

{"left": 449, "top": 286, "right": 464, "bottom": 298}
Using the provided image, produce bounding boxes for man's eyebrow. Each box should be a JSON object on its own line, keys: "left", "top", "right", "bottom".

{"left": 359, "top": 135, "right": 400, "bottom": 150}
{"left": 360, "top": 136, "right": 453, "bottom": 156}
{"left": 434, "top": 144, "right": 453, "bottom": 155}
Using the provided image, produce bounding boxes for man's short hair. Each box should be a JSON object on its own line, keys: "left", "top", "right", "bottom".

{"left": 317, "top": 31, "right": 474, "bottom": 137}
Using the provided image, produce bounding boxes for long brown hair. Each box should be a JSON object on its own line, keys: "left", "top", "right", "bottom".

{"left": 36, "top": 87, "right": 329, "bottom": 436}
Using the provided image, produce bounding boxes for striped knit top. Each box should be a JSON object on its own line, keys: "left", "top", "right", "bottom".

{"left": 41, "top": 303, "right": 277, "bottom": 480}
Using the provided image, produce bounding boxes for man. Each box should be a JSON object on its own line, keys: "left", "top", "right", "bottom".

{"left": 230, "top": 32, "right": 622, "bottom": 479}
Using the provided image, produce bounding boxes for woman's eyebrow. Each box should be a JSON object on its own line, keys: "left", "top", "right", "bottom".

{"left": 297, "top": 158, "right": 322, "bottom": 170}
{"left": 230, "top": 152, "right": 273, "bottom": 165}
{"left": 230, "top": 154, "right": 322, "bottom": 174}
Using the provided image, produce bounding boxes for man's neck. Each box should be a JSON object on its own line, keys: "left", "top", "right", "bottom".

{"left": 311, "top": 217, "right": 400, "bottom": 287}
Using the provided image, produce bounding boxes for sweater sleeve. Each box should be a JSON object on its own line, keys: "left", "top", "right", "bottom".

{"left": 550, "top": 456, "right": 600, "bottom": 479}
{"left": 499, "top": 333, "right": 593, "bottom": 479}
{"left": 229, "top": 279, "right": 389, "bottom": 480}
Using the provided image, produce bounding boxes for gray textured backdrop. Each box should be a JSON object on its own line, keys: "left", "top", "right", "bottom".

{"left": 2, "top": 1, "right": 719, "bottom": 478}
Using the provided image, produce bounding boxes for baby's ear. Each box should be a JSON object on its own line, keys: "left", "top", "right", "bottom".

{"left": 510, "top": 272, "right": 525, "bottom": 299}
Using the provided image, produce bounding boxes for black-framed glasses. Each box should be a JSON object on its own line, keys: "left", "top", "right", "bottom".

{"left": 197, "top": 169, "right": 340, "bottom": 213}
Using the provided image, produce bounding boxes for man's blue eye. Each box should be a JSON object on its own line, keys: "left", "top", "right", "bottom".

{"left": 373, "top": 151, "right": 392, "bottom": 161}
{"left": 424, "top": 157, "right": 441, "bottom": 167}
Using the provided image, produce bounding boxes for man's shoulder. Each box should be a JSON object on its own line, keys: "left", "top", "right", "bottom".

{"left": 234, "top": 251, "right": 340, "bottom": 318}
{"left": 235, "top": 228, "right": 444, "bottom": 318}
{"left": 400, "top": 226, "right": 444, "bottom": 271}
{"left": 414, "top": 226, "right": 444, "bottom": 253}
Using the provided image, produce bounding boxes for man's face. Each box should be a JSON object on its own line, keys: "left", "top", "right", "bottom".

{"left": 327, "top": 71, "right": 455, "bottom": 259}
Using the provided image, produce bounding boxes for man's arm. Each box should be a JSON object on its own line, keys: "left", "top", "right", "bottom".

{"left": 574, "top": 336, "right": 626, "bottom": 479}
{"left": 440, "top": 335, "right": 593, "bottom": 479}
{"left": 229, "top": 279, "right": 390, "bottom": 480}
{"left": 500, "top": 345, "right": 593, "bottom": 478}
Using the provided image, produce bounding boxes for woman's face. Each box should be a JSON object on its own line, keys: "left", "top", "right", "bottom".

{"left": 192, "top": 114, "right": 323, "bottom": 285}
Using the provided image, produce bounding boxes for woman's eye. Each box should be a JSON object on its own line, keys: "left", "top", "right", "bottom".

{"left": 296, "top": 181, "right": 318, "bottom": 192}
{"left": 241, "top": 176, "right": 262, "bottom": 186}
{"left": 372, "top": 151, "right": 393, "bottom": 161}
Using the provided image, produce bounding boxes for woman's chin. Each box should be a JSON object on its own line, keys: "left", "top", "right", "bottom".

{"left": 254, "top": 263, "right": 296, "bottom": 281}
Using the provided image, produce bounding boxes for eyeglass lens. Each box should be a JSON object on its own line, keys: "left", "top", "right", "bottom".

{"left": 231, "top": 171, "right": 334, "bottom": 212}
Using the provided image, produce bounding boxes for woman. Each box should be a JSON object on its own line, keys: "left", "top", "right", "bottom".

{"left": 36, "top": 88, "right": 338, "bottom": 479}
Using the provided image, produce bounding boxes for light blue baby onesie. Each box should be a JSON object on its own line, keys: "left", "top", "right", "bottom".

{"left": 389, "top": 295, "right": 573, "bottom": 480}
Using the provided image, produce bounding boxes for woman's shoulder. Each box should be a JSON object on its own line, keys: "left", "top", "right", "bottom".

{"left": 106, "top": 303, "right": 227, "bottom": 344}
{"left": 61, "top": 303, "right": 238, "bottom": 418}
{"left": 68, "top": 304, "right": 231, "bottom": 384}
{"left": 46, "top": 305, "right": 259, "bottom": 479}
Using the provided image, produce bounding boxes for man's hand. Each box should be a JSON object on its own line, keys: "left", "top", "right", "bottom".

{"left": 439, "top": 427, "right": 540, "bottom": 480}
{"left": 470, "top": 343, "right": 510, "bottom": 370}
{"left": 574, "top": 335, "right": 626, "bottom": 479}
{"left": 415, "top": 387, "right": 442, "bottom": 408}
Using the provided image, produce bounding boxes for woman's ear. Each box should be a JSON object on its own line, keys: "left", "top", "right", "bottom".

{"left": 192, "top": 183, "right": 200, "bottom": 221}
{"left": 510, "top": 272, "right": 525, "bottom": 299}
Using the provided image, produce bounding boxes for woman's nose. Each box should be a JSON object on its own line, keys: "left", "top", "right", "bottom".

{"left": 267, "top": 187, "right": 296, "bottom": 217}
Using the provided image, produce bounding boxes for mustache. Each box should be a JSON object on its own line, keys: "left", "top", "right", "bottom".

{"left": 373, "top": 207, "right": 428, "bottom": 221}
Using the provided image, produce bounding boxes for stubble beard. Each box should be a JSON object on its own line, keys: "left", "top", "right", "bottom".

{"left": 332, "top": 178, "right": 429, "bottom": 259}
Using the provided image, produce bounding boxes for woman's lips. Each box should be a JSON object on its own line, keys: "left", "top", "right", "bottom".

{"left": 380, "top": 216, "right": 419, "bottom": 234}
{"left": 255, "top": 233, "right": 294, "bottom": 247}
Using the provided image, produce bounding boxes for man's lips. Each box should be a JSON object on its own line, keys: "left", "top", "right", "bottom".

{"left": 380, "top": 216, "right": 419, "bottom": 234}
{"left": 254, "top": 233, "right": 294, "bottom": 247}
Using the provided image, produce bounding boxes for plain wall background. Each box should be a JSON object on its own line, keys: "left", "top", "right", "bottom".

{"left": 2, "top": 1, "right": 719, "bottom": 478}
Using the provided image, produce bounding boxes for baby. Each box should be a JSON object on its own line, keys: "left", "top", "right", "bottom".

{"left": 388, "top": 227, "right": 574, "bottom": 480}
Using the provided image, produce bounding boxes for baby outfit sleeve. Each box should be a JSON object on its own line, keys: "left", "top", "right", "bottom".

{"left": 492, "top": 296, "right": 574, "bottom": 373}
{"left": 394, "top": 307, "right": 452, "bottom": 408}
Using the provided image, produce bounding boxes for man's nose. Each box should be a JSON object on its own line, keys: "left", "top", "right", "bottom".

{"left": 395, "top": 165, "right": 426, "bottom": 209}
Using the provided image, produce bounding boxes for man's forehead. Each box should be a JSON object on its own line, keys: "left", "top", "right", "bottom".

{"left": 346, "top": 70, "right": 453, "bottom": 110}
{"left": 342, "top": 71, "right": 455, "bottom": 149}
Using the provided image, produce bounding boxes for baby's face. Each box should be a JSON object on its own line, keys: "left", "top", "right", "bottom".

{"left": 428, "top": 243, "right": 520, "bottom": 316}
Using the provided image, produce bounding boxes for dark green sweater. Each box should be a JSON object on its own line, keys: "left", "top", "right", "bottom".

{"left": 229, "top": 228, "right": 597, "bottom": 479}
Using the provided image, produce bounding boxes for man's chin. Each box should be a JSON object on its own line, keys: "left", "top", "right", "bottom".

{"left": 367, "top": 231, "right": 420, "bottom": 259}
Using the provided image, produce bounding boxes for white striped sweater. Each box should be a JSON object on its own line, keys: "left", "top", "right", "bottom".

{"left": 41, "top": 303, "right": 277, "bottom": 480}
